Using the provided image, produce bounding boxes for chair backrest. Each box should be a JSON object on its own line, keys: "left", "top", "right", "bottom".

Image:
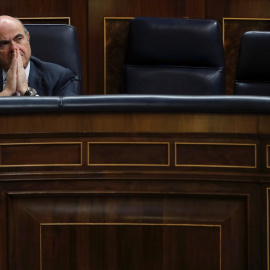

{"left": 122, "top": 17, "right": 225, "bottom": 95}
{"left": 234, "top": 31, "right": 270, "bottom": 96}
{"left": 24, "top": 24, "right": 82, "bottom": 94}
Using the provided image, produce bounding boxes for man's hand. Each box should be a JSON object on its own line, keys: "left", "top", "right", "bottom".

{"left": 0, "top": 50, "right": 18, "bottom": 96}
{"left": 16, "top": 50, "right": 28, "bottom": 95}
{"left": 0, "top": 48, "right": 28, "bottom": 96}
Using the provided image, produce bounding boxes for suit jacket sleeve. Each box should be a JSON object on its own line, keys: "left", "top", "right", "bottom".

{"left": 28, "top": 56, "right": 81, "bottom": 96}
{"left": 53, "top": 67, "right": 79, "bottom": 96}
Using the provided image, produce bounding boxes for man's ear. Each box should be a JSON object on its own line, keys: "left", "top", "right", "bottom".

{"left": 26, "top": 32, "right": 30, "bottom": 41}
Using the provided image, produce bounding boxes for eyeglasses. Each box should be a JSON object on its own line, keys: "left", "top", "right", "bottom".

{"left": 0, "top": 33, "right": 28, "bottom": 51}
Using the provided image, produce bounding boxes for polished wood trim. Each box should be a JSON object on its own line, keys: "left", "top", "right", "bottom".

{"left": 103, "top": 17, "right": 133, "bottom": 94}
{"left": 222, "top": 17, "right": 270, "bottom": 43}
{"left": 0, "top": 113, "right": 260, "bottom": 134}
{"left": 40, "top": 223, "right": 222, "bottom": 227}
{"left": 87, "top": 141, "right": 170, "bottom": 166}
{"left": 40, "top": 223, "right": 222, "bottom": 270}
{"left": 0, "top": 110, "right": 265, "bottom": 269}
{"left": 175, "top": 142, "right": 257, "bottom": 168}
{"left": 0, "top": 142, "right": 82, "bottom": 167}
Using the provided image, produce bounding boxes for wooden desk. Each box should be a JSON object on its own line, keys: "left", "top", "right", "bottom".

{"left": 0, "top": 111, "right": 269, "bottom": 270}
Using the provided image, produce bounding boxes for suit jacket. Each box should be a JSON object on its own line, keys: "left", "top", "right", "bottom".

{"left": 0, "top": 56, "right": 79, "bottom": 96}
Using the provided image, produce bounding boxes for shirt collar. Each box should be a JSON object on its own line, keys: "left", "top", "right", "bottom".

{"left": 2, "top": 70, "right": 6, "bottom": 83}
{"left": 25, "top": 61, "right": 30, "bottom": 81}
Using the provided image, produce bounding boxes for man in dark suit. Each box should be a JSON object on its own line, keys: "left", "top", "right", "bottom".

{"left": 0, "top": 15, "right": 78, "bottom": 96}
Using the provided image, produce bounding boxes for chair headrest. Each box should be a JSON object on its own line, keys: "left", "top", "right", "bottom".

{"left": 125, "top": 17, "right": 224, "bottom": 67}
{"left": 24, "top": 24, "right": 82, "bottom": 82}
{"left": 236, "top": 31, "right": 270, "bottom": 81}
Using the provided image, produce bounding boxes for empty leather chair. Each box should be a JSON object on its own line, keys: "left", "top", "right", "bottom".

{"left": 122, "top": 17, "right": 225, "bottom": 95}
{"left": 234, "top": 31, "right": 270, "bottom": 96}
{"left": 25, "top": 24, "right": 82, "bottom": 94}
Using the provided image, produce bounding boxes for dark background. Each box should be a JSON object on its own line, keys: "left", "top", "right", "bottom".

{"left": 1, "top": 0, "right": 270, "bottom": 95}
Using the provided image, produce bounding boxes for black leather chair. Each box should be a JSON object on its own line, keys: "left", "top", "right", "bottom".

{"left": 234, "top": 31, "right": 270, "bottom": 96}
{"left": 24, "top": 24, "right": 82, "bottom": 94}
{"left": 122, "top": 17, "right": 225, "bottom": 95}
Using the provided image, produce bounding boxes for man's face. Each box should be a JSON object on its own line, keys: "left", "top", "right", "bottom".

{"left": 0, "top": 16, "right": 31, "bottom": 72}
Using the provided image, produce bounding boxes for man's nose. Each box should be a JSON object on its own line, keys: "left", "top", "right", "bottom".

{"left": 10, "top": 40, "right": 18, "bottom": 50}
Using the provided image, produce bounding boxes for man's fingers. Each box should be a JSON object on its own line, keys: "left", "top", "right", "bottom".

{"left": 16, "top": 49, "right": 28, "bottom": 95}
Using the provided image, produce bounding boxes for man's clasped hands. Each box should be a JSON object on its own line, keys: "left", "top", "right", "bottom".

{"left": 1, "top": 48, "right": 28, "bottom": 96}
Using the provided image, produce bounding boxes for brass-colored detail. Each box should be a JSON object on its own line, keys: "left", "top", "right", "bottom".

{"left": 87, "top": 141, "right": 170, "bottom": 166}
{"left": 41, "top": 222, "right": 221, "bottom": 227}
{"left": 19, "top": 17, "right": 71, "bottom": 25}
{"left": 175, "top": 142, "right": 257, "bottom": 168}
{"left": 0, "top": 142, "right": 82, "bottom": 167}
{"left": 40, "top": 222, "right": 221, "bottom": 270}
{"left": 104, "top": 17, "right": 133, "bottom": 95}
